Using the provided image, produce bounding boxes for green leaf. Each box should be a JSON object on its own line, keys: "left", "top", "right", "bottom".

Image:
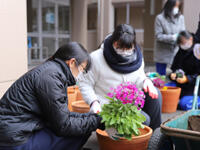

{"left": 110, "top": 117, "right": 116, "bottom": 125}
{"left": 105, "top": 96, "right": 114, "bottom": 101}
{"left": 117, "top": 125, "right": 124, "bottom": 134}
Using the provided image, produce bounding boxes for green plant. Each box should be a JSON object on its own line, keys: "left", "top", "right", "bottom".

{"left": 100, "top": 82, "right": 146, "bottom": 140}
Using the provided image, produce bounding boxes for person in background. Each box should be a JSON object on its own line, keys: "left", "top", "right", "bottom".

{"left": 78, "top": 24, "right": 162, "bottom": 131}
{"left": 154, "top": 0, "right": 185, "bottom": 75}
{"left": 0, "top": 42, "right": 104, "bottom": 150}
{"left": 170, "top": 31, "right": 200, "bottom": 110}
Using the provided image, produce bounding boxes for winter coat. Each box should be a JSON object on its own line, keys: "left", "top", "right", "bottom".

{"left": 154, "top": 13, "right": 185, "bottom": 64}
{"left": 0, "top": 58, "right": 102, "bottom": 146}
{"left": 171, "top": 46, "right": 200, "bottom": 97}
{"left": 78, "top": 41, "right": 147, "bottom": 106}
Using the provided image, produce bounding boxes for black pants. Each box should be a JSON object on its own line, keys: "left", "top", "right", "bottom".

{"left": 142, "top": 88, "right": 162, "bottom": 130}
{"left": 0, "top": 128, "right": 91, "bottom": 150}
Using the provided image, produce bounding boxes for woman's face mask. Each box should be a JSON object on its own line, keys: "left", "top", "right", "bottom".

{"left": 172, "top": 7, "right": 179, "bottom": 15}
{"left": 114, "top": 48, "right": 134, "bottom": 57}
{"left": 180, "top": 38, "right": 193, "bottom": 50}
{"left": 68, "top": 59, "right": 87, "bottom": 81}
{"left": 180, "top": 42, "right": 192, "bottom": 50}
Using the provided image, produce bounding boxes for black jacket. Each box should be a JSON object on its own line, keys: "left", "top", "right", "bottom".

{"left": 194, "top": 21, "right": 200, "bottom": 43}
{"left": 0, "top": 58, "right": 102, "bottom": 146}
{"left": 171, "top": 46, "right": 200, "bottom": 97}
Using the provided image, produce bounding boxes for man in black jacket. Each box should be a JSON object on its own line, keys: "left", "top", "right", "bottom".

{"left": 0, "top": 42, "right": 104, "bottom": 150}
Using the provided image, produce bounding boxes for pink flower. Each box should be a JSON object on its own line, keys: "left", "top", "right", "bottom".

{"left": 106, "top": 82, "right": 146, "bottom": 109}
{"left": 107, "top": 93, "right": 114, "bottom": 98}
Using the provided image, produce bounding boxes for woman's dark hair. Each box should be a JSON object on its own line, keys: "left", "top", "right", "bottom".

{"left": 177, "top": 31, "right": 192, "bottom": 44}
{"left": 163, "top": 0, "right": 181, "bottom": 20}
{"left": 110, "top": 24, "right": 136, "bottom": 49}
{"left": 51, "top": 42, "right": 91, "bottom": 72}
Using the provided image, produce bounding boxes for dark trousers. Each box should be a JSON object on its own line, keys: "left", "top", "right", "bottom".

{"left": 156, "top": 62, "right": 167, "bottom": 75}
{"left": 0, "top": 128, "right": 90, "bottom": 150}
{"left": 142, "top": 88, "right": 162, "bottom": 130}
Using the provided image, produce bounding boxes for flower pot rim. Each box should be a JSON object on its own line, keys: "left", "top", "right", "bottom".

{"left": 96, "top": 125, "right": 152, "bottom": 140}
{"left": 159, "top": 86, "right": 181, "bottom": 91}
{"left": 71, "top": 100, "right": 89, "bottom": 109}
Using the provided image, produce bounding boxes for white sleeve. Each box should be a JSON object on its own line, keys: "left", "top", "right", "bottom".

{"left": 77, "top": 57, "right": 100, "bottom": 106}
{"left": 154, "top": 16, "right": 176, "bottom": 44}
{"left": 135, "top": 60, "right": 148, "bottom": 89}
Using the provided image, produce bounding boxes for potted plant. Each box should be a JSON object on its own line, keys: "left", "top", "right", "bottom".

{"left": 150, "top": 73, "right": 181, "bottom": 113}
{"left": 96, "top": 82, "right": 152, "bottom": 150}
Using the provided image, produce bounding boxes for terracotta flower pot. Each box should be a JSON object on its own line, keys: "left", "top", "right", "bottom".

{"left": 96, "top": 125, "right": 152, "bottom": 150}
{"left": 67, "top": 91, "right": 77, "bottom": 112}
{"left": 159, "top": 86, "right": 181, "bottom": 113}
{"left": 75, "top": 87, "right": 83, "bottom": 101}
{"left": 71, "top": 100, "right": 90, "bottom": 113}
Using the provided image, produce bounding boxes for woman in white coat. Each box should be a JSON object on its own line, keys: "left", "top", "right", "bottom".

{"left": 154, "top": 0, "right": 185, "bottom": 75}
{"left": 78, "top": 24, "right": 162, "bottom": 130}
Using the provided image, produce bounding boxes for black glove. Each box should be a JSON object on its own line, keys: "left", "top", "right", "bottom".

{"left": 96, "top": 114, "right": 105, "bottom": 130}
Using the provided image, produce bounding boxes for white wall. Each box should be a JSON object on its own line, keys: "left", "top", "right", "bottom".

{"left": 183, "top": 0, "right": 200, "bottom": 33}
{"left": 0, "top": 0, "right": 28, "bottom": 97}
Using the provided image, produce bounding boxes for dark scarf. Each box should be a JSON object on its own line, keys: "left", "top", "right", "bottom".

{"left": 103, "top": 36, "right": 143, "bottom": 74}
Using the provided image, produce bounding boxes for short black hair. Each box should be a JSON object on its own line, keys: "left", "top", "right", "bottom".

{"left": 177, "top": 31, "right": 192, "bottom": 44}
{"left": 163, "top": 0, "right": 181, "bottom": 20}
{"left": 52, "top": 42, "right": 91, "bottom": 72}
{"left": 110, "top": 24, "right": 136, "bottom": 49}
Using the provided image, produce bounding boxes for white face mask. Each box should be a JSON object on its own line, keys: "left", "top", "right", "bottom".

{"left": 180, "top": 42, "right": 192, "bottom": 50}
{"left": 172, "top": 7, "right": 179, "bottom": 15}
{"left": 114, "top": 47, "right": 134, "bottom": 57}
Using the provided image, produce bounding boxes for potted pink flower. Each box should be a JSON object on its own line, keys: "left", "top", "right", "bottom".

{"left": 148, "top": 72, "right": 181, "bottom": 113}
{"left": 96, "top": 82, "right": 152, "bottom": 150}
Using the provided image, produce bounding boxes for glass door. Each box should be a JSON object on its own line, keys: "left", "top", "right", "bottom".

{"left": 27, "top": 0, "right": 70, "bottom": 66}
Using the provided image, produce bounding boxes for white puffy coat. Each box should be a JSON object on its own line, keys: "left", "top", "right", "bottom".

{"left": 78, "top": 45, "right": 147, "bottom": 106}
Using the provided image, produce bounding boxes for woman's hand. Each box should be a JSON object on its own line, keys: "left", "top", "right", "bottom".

{"left": 143, "top": 78, "right": 158, "bottom": 99}
{"left": 90, "top": 100, "right": 102, "bottom": 113}
{"left": 176, "top": 75, "right": 188, "bottom": 84}
{"left": 170, "top": 73, "right": 176, "bottom": 80}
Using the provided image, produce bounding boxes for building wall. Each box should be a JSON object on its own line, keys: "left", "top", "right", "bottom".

{"left": 87, "top": 30, "right": 98, "bottom": 52}
{"left": 183, "top": 0, "right": 200, "bottom": 33}
{"left": 0, "top": 0, "right": 27, "bottom": 97}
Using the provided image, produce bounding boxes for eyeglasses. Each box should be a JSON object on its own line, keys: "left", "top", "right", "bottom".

{"left": 75, "top": 61, "right": 87, "bottom": 74}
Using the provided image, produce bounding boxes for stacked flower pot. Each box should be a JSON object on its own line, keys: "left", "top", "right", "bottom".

{"left": 67, "top": 85, "right": 90, "bottom": 113}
